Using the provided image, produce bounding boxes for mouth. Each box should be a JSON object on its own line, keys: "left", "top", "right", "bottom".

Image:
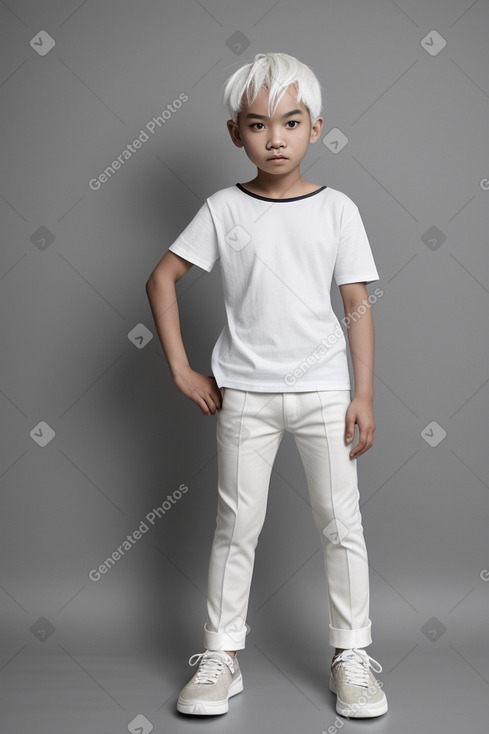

{"left": 268, "top": 156, "right": 288, "bottom": 161}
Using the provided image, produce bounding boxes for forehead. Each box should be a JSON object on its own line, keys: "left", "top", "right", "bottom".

{"left": 241, "top": 83, "right": 305, "bottom": 116}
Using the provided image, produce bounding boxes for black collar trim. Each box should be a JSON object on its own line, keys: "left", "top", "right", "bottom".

{"left": 235, "top": 183, "right": 327, "bottom": 202}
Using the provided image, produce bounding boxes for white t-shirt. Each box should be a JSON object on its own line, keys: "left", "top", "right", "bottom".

{"left": 168, "top": 183, "right": 380, "bottom": 392}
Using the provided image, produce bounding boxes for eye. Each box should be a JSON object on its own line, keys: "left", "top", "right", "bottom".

{"left": 249, "top": 120, "right": 300, "bottom": 130}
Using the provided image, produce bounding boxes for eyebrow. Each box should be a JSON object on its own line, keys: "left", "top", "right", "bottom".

{"left": 245, "top": 109, "right": 304, "bottom": 120}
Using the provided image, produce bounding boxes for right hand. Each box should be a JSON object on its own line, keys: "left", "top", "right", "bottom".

{"left": 172, "top": 365, "right": 223, "bottom": 415}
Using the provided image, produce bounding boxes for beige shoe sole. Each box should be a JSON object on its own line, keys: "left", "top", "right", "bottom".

{"left": 329, "top": 674, "right": 388, "bottom": 718}
{"left": 177, "top": 673, "right": 244, "bottom": 715}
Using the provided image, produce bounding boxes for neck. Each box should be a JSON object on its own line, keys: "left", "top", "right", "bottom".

{"left": 248, "top": 167, "right": 305, "bottom": 198}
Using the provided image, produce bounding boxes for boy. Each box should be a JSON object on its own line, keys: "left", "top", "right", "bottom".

{"left": 145, "top": 52, "right": 388, "bottom": 719}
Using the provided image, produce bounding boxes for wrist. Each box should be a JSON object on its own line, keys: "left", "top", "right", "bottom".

{"left": 353, "top": 390, "right": 374, "bottom": 401}
{"left": 170, "top": 362, "right": 192, "bottom": 379}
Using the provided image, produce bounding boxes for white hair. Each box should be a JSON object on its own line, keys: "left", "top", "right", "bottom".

{"left": 222, "top": 52, "right": 323, "bottom": 126}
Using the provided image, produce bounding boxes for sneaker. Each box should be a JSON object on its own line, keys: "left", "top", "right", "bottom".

{"left": 329, "top": 647, "right": 388, "bottom": 718}
{"left": 176, "top": 649, "right": 243, "bottom": 715}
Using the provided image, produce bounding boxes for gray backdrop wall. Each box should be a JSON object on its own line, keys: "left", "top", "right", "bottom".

{"left": 1, "top": 1, "right": 488, "bottom": 732}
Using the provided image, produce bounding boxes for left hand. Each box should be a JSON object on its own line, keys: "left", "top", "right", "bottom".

{"left": 344, "top": 396, "right": 376, "bottom": 459}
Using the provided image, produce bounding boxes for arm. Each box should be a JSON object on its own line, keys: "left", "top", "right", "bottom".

{"left": 338, "top": 282, "right": 376, "bottom": 459}
{"left": 145, "top": 250, "right": 223, "bottom": 415}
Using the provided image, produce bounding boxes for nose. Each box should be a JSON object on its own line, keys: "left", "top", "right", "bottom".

{"left": 267, "top": 125, "right": 286, "bottom": 149}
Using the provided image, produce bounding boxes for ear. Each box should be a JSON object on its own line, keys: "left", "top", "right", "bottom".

{"left": 309, "top": 116, "right": 324, "bottom": 144}
{"left": 227, "top": 119, "right": 245, "bottom": 148}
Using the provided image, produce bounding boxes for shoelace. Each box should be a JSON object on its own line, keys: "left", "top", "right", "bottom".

{"left": 188, "top": 650, "right": 235, "bottom": 684}
{"left": 332, "top": 647, "right": 382, "bottom": 687}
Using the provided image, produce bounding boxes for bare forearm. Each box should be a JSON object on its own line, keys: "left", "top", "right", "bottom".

{"left": 145, "top": 275, "right": 191, "bottom": 378}
{"left": 345, "top": 305, "right": 375, "bottom": 399}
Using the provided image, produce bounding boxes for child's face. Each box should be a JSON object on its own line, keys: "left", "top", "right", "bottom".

{"left": 227, "top": 83, "right": 323, "bottom": 175}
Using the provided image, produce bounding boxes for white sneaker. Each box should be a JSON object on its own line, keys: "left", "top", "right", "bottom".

{"left": 177, "top": 649, "right": 243, "bottom": 715}
{"left": 329, "top": 647, "right": 388, "bottom": 718}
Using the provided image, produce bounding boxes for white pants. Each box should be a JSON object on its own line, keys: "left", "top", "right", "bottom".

{"left": 203, "top": 388, "right": 373, "bottom": 651}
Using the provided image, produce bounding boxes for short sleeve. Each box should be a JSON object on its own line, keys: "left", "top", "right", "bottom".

{"left": 168, "top": 201, "right": 219, "bottom": 273}
{"left": 333, "top": 202, "right": 380, "bottom": 286}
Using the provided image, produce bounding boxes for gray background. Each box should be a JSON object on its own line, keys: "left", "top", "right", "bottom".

{"left": 1, "top": 0, "right": 488, "bottom": 732}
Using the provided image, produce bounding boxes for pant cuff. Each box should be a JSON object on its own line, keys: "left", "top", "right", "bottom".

{"left": 329, "top": 620, "right": 372, "bottom": 649}
{"left": 203, "top": 622, "right": 248, "bottom": 651}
